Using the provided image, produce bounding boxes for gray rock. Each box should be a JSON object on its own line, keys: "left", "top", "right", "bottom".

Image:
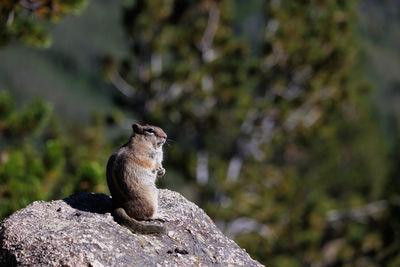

{"left": 0, "top": 189, "right": 263, "bottom": 266}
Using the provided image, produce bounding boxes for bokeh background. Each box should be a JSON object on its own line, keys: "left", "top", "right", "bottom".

{"left": 1, "top": 0, "right": 400, "bottom": 265}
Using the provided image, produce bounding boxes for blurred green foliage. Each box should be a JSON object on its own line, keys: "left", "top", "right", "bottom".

{"left": 102, "top": 0, "right": 398, "bottom": 265}
{"left": 0, "top": 91, "right": 109, "bottom": 217}
{"left": 1, "top": 0, "right": 400, "bottom": 266}
{"left": 0, "top": 0, "right": 87, "bottom": 47}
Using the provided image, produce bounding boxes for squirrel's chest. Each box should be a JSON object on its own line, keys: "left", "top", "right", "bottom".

{"left": 123, "top": 151, "right": 155, "bottom": 170}
{"left": 122, "top": 158, "right": 156, "bottom": 181}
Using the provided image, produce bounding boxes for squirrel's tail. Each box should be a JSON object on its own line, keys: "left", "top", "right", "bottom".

{"left": 112, "top": 207, "right": 166, "bottom": 235}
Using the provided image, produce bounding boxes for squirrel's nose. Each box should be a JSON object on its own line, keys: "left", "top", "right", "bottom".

{"left": 157, "top": 138, "right": 166, "bottom": 146}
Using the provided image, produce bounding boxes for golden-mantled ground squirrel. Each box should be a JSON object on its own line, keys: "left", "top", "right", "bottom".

{"left": 106, "top": 123, "right": 167, "bottom": 234}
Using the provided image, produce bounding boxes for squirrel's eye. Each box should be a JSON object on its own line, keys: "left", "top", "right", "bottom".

{"left": 145, "top": 128, "right": 155, "bottom": 134}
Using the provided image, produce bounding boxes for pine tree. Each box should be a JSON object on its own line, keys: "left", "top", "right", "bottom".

{"left": 0, "top": 0, "right": 88, "bottom": 47}
{"left": 107, "top": 0, "right": 389, "bottom": 265}
{"left": 0, "top": 91, "right": 109, "bottom": 219}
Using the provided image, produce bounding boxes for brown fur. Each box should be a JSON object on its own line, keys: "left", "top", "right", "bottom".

{"left": 106, "top": 123, "right": 167, "bottom": 234}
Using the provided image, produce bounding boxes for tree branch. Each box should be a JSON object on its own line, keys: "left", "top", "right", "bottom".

{"left": 200, "top": 2, "right": 219, "bottom": 62}
{"left": 109, "top": 71, "right": 134, "bottom": 97}
{"left": 326, "top": 200, "right": 389, "bottom": 225}
{"left": 19, "top": 0, "right": 45, "bottom": 12}
{"left": 6, "top": 9, "right": 15, "bottom": 27}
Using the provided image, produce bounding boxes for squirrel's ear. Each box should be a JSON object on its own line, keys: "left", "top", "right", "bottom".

{"left": 132, "top": 123, "right": 142, "bottom": 133}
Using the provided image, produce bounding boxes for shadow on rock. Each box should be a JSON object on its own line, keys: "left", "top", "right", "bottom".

{"left": 62, "top": 193, "right": 113, "bottom": 214}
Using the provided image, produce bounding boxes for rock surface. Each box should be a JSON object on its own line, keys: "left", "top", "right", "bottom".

{"left": 0, "top": 189, "right": 263, "bottom": 266}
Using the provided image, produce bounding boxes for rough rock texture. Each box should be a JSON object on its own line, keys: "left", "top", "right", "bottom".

{"left": 0, "top": 189, "right": 263, "bottom": 266}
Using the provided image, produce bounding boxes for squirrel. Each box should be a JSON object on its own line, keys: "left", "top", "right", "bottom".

{"left": 106, "top": 123, "right": 167, "bottom": 235}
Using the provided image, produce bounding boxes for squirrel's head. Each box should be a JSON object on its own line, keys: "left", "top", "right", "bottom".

{"left": 132, "top": 123, "right": 167, "bottom": 149}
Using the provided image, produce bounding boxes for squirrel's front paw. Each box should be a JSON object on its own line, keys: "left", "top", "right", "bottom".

{"left": 157, "top": 167, "right": 166, "bottom": 177}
